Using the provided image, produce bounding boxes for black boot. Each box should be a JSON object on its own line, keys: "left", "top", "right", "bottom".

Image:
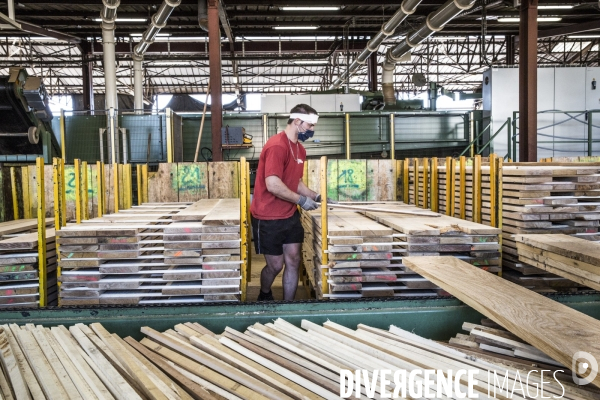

{"left": 257, "top": 289, "right": 274, "bottom": 301}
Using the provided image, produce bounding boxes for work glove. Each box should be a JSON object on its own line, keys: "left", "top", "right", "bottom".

{"left": 314, "top": 194, "right": 338, "bottom": 204}
{"left": 297, "top": 195, "right": 319, "bottom": 211}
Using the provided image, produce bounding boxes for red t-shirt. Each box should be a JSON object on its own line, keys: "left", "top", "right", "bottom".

{"left": 251, "top": 131, "right": 306, "bottom": 220}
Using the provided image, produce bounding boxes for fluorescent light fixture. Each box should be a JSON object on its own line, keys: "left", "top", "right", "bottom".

{"left": 280, "top": 6, "right": 340, "bottom": 10}
{"left": 149, "top": 60, "right": 194, "bottom": 65}
{"left": 272, "top": 26, "right": 319, "bottom": 30}
{"left": 94, "top": 18, "right": 147, "bottom": 22}
{"left": 498, "top": 17, "right": 562, "bottom": 22}
{"left": 569, "top": 34, "right": 600, "bottom": 38}
{"left": 293, "top": 60, "right": 328, "bottom": 64}
{"left": 154, "top": 36, "right": 207, "bottom": 41}
{"left": 538, "top": 5, "right": 574, "bottom": 9}
{"left": 130, "top": 33, "right": 171, "bottom": 37}
{"left": 236, "top": 36, "right": 337, "bottom": 41}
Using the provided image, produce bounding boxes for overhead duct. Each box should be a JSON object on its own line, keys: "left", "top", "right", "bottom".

{"left": 133, "top": 0, "right": 182, "bottom": 112}
{"left": 100, "top": 0, "right": 120, "bottom": 112}
{"left": 198, "top": 0, "right": 208, "bottom": 32}
{"left": 329, "top": 0, "right": 422, "bottom": 90}
{"left": 382, "top": 0, "right": 477, "bottom": 105}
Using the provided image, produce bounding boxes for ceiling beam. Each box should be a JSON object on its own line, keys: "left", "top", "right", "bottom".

{"left": 538, "top": 18, "right": 600, "bottom": 38}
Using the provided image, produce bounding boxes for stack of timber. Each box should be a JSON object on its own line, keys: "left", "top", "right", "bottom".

{"left": 0, "top": 219, "right": 56, "bottom": 307}
{"left": 57, "top": 199, "right": 242, "bottom": 305}
{"left": 515, "top": 234, "right": 600, "bottom": 291}
{"left": 301, "top": 203, "right": 501, "bottom": 299}
{"left": 404, "top": 255, "right": 600, "bottom": 387}
{"left": 448, "top": 321, "right": 564, "bottom": 367}
{"left": 500, "top": 163, "right": 600, "bottom": 292}
{"left": 1, "top": 318, "right": 599, "bottom": 399}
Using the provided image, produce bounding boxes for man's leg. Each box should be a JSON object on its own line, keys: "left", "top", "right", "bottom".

{"left": 261, "top": 254, "right": 284, "bottom": 294}
{"left": 281, "top": 242, "right": 301, "bottom": 300}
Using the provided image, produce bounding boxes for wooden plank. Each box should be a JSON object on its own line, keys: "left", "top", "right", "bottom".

{"left": 208, "top": 162, "right": 239, "bottom": 199}
{"left": 202, "top": 199, "right": 241, "bottom": 226}
{"left": 139, "top": 335, "right": 269, "bottom": 400}
{"left": 177, "top": 163, "right": 209, "bottom": 202}
{"left": 122, "top": 337, "right": 216, "bottom": 400}
{"left": 68, "top": 324, "right": 142, "bottom": 400}
{"left": 28, "top": 326, "right": 83, "bottom": 399}
{"left": 173, "top": 199, "right": 221, "bottom": 221}
{"left": 89, "top": 323, "right": 176, "bottom": 400}
{"left": 402, "top": 255, "right": 600, "bottom": 388}
{"left": 141, "top": 327, "right": 287, "bottom": 400}
{"left": 1, "top": 325, "right": 44, "bottom": 400}
{"left": 50, "top": 326, "right": 115, "bottom": 400}
{"left": 11, "top": 324, "right": 70, "bottom": 399}
{"left": 0, "top": 328, "right": 30, "bottom": 400}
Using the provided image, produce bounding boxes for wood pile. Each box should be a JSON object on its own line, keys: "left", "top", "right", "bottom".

{"left": 0, "top": 219, "right": 56, "bottom": 308}
{"left": 515, "top": 234, "right": 600, "bottom": 291}
{"left": 499, "top": 164, "right": 600, "bottom": 292}
{"left": 403, "top": 255, "right": 600, "bottom": 387}
{"left": 301, "top": 203, "right": 501, "bottom": 299}
{"left": 0, "top": 317, "right": 598, "bottom": 399}
{"left": 57, "top": 200, "right": 242, "bottom": 306}
{"left": 448, "top": 321, "right": 562, "bottom": 367}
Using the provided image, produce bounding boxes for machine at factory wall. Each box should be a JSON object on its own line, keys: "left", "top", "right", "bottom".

{"left": 0, "top": 67, "right": 60, "bottom": 162}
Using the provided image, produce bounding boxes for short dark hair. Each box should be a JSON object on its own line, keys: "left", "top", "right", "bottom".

{"left": 287, "top": 103, "right": 319, "bottom": 125}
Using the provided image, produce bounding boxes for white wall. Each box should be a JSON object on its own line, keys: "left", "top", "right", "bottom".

{"left": 483, "top": 66, "right": 600, "bottom": 160}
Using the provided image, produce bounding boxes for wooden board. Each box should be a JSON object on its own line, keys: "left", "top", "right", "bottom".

{"left": 403, "top": 255, "right": 600, "bottom": 388}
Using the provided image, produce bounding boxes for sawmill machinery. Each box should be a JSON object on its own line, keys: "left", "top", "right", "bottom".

{"left": 0, "top": 67, "right": 60, "bottom": 162}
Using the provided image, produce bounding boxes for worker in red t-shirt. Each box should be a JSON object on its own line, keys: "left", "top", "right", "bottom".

{"left": 250, "top": 103, "right": 323, "bottom": 301}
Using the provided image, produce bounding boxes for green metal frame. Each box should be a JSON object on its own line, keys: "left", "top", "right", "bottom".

{"left": 2, "top": 294, "right": 600, "bottom": 341}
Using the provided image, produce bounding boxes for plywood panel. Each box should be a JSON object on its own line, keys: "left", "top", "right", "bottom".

{"left": 177, "top": 163, "right": 209, "bottom": 202}
{"left": 208, "top": 162, "right": 239, "bottom": 199}
{"left": 148, "top": 163, "right": 179, "bottom": 203}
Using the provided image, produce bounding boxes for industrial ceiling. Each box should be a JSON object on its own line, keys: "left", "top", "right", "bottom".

{"left": 0, "top": 0, "right": 599, "bottom": 99}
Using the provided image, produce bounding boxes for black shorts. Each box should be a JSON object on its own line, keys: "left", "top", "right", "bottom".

{"left": 251, "top": 211, "right": 304, "bottom": 255}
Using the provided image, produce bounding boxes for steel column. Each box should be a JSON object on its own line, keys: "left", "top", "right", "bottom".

{"left": 518, "top": 0, "right": 538, "bottom": 162}
{"left": 74, "top": 159, "right": 82, "bottom": 224}
{"left": 345, "top": 113, "right": 351, "bottom": 159}
{"left": 208, "top": 0, "right": 223, "bottom": 161}
{"left": 81, "top": 41, "right": 94, "bottom": 111}
{"left": 506, "top": 35, "right": 515, "bottom": 66}
{"left": 367, "top": 52, "right": 378, "bottom": 92}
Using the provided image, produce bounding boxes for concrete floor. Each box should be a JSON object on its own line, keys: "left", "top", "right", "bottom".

{"left": 246, "top": 244, "right": 312, "bottom": 301}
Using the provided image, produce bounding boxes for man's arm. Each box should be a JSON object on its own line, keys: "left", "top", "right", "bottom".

{"left": 297, "top": 180, "right": 318, "bottom": 201}
{"left": 265, "top": 175, "right": 301, "bottom": 203}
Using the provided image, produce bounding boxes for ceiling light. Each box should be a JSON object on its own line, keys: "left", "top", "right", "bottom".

{"left": 538, "top": 5, "right": 574, "bottom": 9}
{"left": 498, "top": 17, "right": 562, "bottom": 22}
{"left": 94, "top": 18, "right": 148, "bottom": 22}
{"left": 569, "top": 34, "right": 600, "bottom": 38}
{"left": 130, "top": 33, "right": 171, "bottom": 37}
{"left": 272, "top": 26, "right": 319, "bottom": 30}
{"left": 280, "top": 6, "right": 340, "bottom": 11}
{"left": 293, "top": 60, "right": 328, "bottom": 64}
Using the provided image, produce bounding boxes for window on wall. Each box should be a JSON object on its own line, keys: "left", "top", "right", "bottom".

{"left": 48, "top": 95, "right": 73, "bottom": 115}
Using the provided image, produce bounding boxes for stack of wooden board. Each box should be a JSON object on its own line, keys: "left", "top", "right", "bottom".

{"left": 1, "top": 318, "right": 598, "bottom": 399}
{"left": 448, "top": 321, "right": 563, "bottom": 367}
{"left": 301, "top": 203, "right": 502, "bottom": 299}
{"left": 499, "top": 163, "right": 600, "bottom": 292}
{"left": 403, "top": 255, "right": 600, "bottom": 387}
{"left": 57, "top": 200, "right": 242, "bottom": 305}
{"left": 0, "top": 219, "right": 56, "bottom": 307}
{"left": 515, "top": 234, "right": 600, "bottom": 291}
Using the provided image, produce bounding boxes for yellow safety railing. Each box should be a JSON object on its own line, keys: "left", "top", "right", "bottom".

{"left": 320, "top": 155, "right": 329, "bottom": 297}
{"left": 36, "top": 157, "right": 47, "bottom": 307}
{"left": 240, "top": 157, "right": 249, "bottom": 301}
